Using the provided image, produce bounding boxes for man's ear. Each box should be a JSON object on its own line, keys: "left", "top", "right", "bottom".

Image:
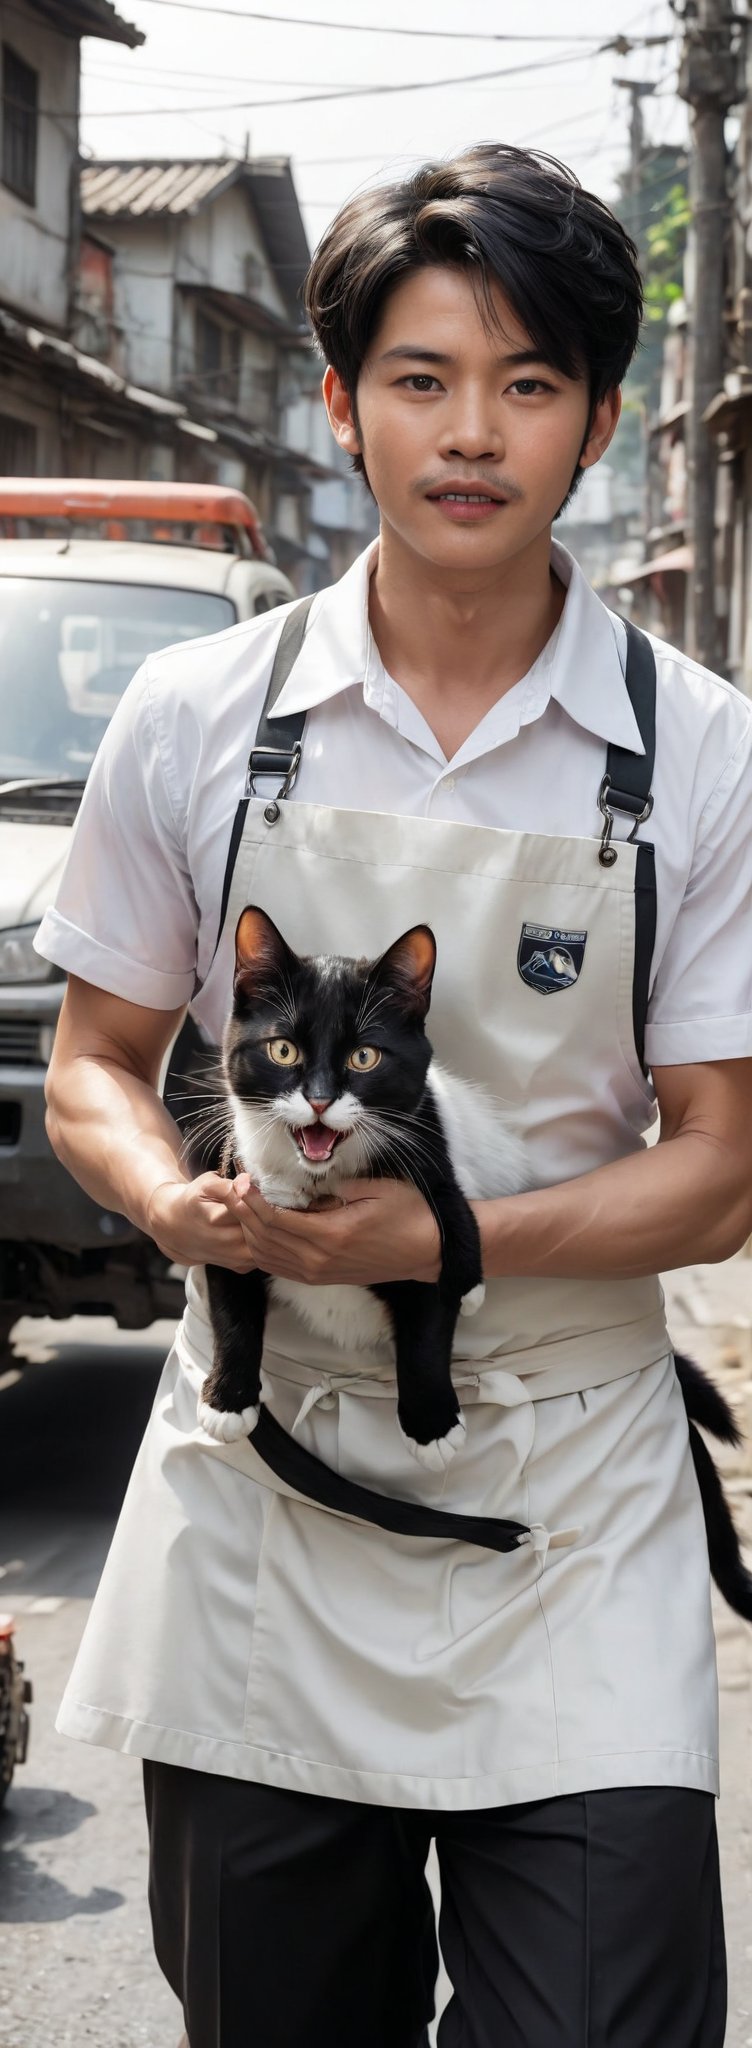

{"left": 322, "top": 365, "right": 362, "bottom": 459}
{"left": 579, "top": 386, "right": 622, "bottom": 471}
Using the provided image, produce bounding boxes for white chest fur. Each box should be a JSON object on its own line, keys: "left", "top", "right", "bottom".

{"left": 230, "top": 1063, "right": 528, "bottom": 1355}
{"left": 269, "top": 1277, "right": 392, "bottom": 1349}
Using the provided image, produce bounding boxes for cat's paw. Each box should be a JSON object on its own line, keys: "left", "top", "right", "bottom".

{"left": 197, "top": 1397, "right": 260, "bottom": 1443}
{"left": 399, "top": 1411, "right": 467, "bottom": 1471}
{"left": 460, "top": 1282, "right": 485, "bottom": 1317}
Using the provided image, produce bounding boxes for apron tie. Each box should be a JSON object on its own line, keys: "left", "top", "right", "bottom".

{"left": 269, "top": 1368, "right": 583, "bottom": 1558}
{"left": 290, "top": 1377, "right": 338, "bottom": 1434}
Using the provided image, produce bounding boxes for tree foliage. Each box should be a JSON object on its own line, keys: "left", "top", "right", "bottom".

{"left": 643, "top": 182, "right": 691, "bottom": 326}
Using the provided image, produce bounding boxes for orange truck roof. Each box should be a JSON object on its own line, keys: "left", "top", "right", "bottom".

{"left": 0, "top": 479, "right": 269, "bottom": 558}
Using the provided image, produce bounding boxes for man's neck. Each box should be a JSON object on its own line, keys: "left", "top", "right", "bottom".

{"left": 368, "top": 522, "right": 566, "bottom": 761}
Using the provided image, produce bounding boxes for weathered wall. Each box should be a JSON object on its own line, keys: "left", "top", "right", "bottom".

{"left": 104, "top": 218, "right": 176, "bottom": 392}
{"left": 0, "top": 2, "right": 79, "bottom": 329}
{"left": 98, "top": 182, "right": 291, "bottom": 410}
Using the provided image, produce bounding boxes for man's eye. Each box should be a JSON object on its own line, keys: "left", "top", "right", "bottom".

{"left": 401, "top": 375, "right": 439, "bottom": 392}
{"left": 511, "top": 379, "right": 550, "bottom": 395}
{"left": 267, "top": 1039, "right": 300, "bottom": 1066}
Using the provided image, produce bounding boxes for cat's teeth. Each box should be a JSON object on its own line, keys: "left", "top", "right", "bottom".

{"left": 399, "top": 1412, "right": 467, "bottom": 1471}
{"left": 197, "top": 1397, "right": 260, "bottom": 1442}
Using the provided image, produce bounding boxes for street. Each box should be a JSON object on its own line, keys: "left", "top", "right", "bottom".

{"left": 1, "top": 1276, "right": 752, "bottom": 2048}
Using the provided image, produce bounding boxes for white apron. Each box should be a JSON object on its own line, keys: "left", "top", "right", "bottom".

{"left": 57, "top": 607, "right": 719, "bottom": 1809}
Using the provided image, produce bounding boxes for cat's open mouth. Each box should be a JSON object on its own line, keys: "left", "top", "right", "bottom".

{"left": 292, "top": 1124, "right": 346, "bottom": 1164}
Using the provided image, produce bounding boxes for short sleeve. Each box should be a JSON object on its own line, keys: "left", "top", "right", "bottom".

{"left": 645, "top": 720, "right": 752, "bottom": 1066}
{"left": 34, "top": 660, "right": 198, "bottom": 1009}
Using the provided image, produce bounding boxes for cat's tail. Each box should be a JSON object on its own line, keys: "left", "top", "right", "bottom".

{"left": 674, "top": 1351, "right": 752, "bottom": 1622}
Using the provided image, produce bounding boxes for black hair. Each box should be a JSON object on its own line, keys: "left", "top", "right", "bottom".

{"left": 303, "top": 143, "right": 643, "bottom": 513}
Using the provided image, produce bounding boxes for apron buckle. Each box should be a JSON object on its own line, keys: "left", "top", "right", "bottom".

{"left": 597, "top": 775, "right": 653, "bottom": 867}
{"left": 246, "top": 742, "right": 303, "bottom": 826}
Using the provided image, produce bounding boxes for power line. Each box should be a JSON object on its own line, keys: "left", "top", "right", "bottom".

{"left": 112, "top": 1, "right": 670, "bottom": 45}
{"left": 84, "top": 64, "right": 371, "bottom": 89}
{"left": 77, "top": 42, "right": 672, "bottom": 119}
{"left": 9, "top": 44, "right": 600, "bottom": 123}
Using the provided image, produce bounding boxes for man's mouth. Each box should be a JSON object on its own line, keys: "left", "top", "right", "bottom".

{"left": 293, "top": 1124, "right": 344, "bottom": 1164}
{"left": 427, "top": 491, "right": 506, "bottom": 504}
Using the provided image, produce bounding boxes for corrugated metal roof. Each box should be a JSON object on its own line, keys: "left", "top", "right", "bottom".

{"left": 81, "top": 160, "right": 243, "bottom": 219}
{"left": 80, "top": 157, "right": 311, "bottom": 315}
{"left": 0, "top": 306, "right": 208, "bottom": 432}
{"left": 31, "top": 0, "right": 143, "bottom": 47}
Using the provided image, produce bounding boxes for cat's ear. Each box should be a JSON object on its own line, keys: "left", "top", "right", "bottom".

{"left": 370, "top": 925, "right": 436, "bottom": 1018}
{"left": 233, "top": 907, "right": 295, "bottom": 1000}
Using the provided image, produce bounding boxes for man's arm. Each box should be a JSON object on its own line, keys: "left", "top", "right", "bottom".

{"left": 45, "top": 975, "right": 252, "bottom": 1272}
{"left": 223, "top": 1058, "right": 752, "bottom": 1286}
{"left": 474, "top": 1057, "right": 752, "bottom": 1280}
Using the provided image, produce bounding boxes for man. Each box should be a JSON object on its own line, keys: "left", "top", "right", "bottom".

{"left": 37, "top": 145, "right": 751, "bottom": 2046}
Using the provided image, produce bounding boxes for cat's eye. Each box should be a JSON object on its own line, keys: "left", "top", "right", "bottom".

{"left": 267, "top": 1038, "right": 301, "bottom": 1066}
{"left": 347, "top": 1046, "right": 382, "bottom": 1072}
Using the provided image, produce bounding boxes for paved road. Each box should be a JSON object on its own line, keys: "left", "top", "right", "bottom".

{"left": 1, "top": 1296, "right": 751, "bottom": 2047}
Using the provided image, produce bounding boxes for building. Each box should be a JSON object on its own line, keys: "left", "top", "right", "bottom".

{"left": 0, "top": 12, "right": 376, "bottom": 587}
{"left": 0, "top": 0, "right": 143, "bottom": 471}
{"left": 77, "top": 156, "right": 377, "bottom": 586}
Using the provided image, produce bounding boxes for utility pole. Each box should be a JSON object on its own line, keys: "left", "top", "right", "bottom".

{"left": 612, "top": 77, "right": 657, "bottom": 259}
{"left": 612, "top": 78, "right": 657, "bottom": 550}
{"left": 677, "top": 0, "right": 744, "bottom": 669}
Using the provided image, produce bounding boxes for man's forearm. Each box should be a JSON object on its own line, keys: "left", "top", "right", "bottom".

{"left": 46, "top": 1053, "right": 188, "bottom": 1233}
{"left": 475, "top": 1129, "right": 752, "bottom": 1281}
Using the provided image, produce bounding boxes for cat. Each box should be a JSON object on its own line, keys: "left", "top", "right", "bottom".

{"left": 197, "top": 906, "right": 529, "bottom": 1470}
{"left": 194, "top": 904, "right": 752, "bottom": 1622}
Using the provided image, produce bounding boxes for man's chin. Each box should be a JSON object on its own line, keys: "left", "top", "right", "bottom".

{"left": 379, "top": 505, "right": 546, "bottom": 574}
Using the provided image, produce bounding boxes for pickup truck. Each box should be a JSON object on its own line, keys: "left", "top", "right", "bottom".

{"left": 0, "top": 480, "right": 294, "bottom": 1352}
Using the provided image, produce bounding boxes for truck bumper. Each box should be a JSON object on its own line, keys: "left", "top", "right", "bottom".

{"left": 0, "top": 1059, "right": 140, "bottom": 1250}
{"left": 0, "top": 981, "right": 137, "bottom": 1250}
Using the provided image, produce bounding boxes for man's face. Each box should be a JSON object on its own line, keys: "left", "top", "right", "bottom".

{"left": 323, "top": 264, "right": 620, "bottom": 572}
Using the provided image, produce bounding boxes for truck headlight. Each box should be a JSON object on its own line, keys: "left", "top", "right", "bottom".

{"left": 0, "top": 925, "right": 55, "bottom": 984}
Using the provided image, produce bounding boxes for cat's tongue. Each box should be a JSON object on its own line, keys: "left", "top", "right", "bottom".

{"left": 298, "top": 1123, "right": 339, "bottom": 1163}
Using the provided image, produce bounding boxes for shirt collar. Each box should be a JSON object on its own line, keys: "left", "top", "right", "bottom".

{"left": 272, "top": 534, "right": 644, "bottom": 758}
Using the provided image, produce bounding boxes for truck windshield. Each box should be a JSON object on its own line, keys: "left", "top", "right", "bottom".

{"left": 0, "top": 578, "right": 235, "bottom": 782}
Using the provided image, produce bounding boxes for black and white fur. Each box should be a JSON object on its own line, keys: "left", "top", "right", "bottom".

{"left": 193, "top": 906, "right": 752, "bottom": 1623}
{"left": 198, "top": 908, "right": 528, "bottom": 1469}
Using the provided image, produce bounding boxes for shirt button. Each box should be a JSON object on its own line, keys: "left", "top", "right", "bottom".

{"left": 443, "top": 775, "right": 455, "bottom": 793}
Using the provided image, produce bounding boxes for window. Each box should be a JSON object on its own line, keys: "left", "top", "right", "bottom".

{"left": 2, "top": 46, "right": 38, "bottom": 205}
{"left": 196, "top": 309, "right": 241, "bottom": 404}
{"left": 0, "top": 412, "right": 37, "bottom": 472}
{"left": 0, "top": 578, "right": 236, "bottom": 782}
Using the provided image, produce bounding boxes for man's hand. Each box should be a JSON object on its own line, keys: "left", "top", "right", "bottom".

{"left": 224, "top": 1175, "right": 442, "bottom": 1286}
{"left": 146, "top": 1175, "right": 256, "bottom": 1273}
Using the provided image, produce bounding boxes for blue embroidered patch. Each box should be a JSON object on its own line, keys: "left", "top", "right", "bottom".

{"left": 517, "top": 923, "right": 587, "bottom": 994}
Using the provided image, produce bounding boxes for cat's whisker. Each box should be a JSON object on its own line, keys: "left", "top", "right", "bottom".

{"left": 174, "top": 1098, "right": 231, "bottom": 1126}
{"left": 178, "top": 1105, "right": 233, "bottom": 1136}
{"left": 355, "top": 986, "right": 395, "bottom": 1036}
{"left": 360, "top": 1126, "right": 443, "bottom": 1239}
{"left": 363, "top": 1114, "right": 441, "bottom": 1174}
{"left": 185, "top": 1122, "right": 234, "bottom": 1151}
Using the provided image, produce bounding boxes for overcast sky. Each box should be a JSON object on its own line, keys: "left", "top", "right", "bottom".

{"left": 79, "top": 0, "right": 688, "bottom": 258}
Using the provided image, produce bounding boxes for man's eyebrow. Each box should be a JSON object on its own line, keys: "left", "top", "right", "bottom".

{"left": 377, "top": 345, "right": 557, "bottom": 369}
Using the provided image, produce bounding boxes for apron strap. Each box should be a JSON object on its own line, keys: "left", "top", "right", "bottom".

{"left": 604, "top": 620, "right": 658, "bottom": 1077}
{"left": 250, "top": 593, "right": 316, "bottom": 772}
{"left": 210, "top": 602, "right": 658, "bottom": 1074}
{"left": 606, "top": 620, "right": 657, "bottom": 816}
{"left": 207, "top": 596, "right": 315, "bottom": 980}
{"left": 251, "top": 1406, "right": 531, "bottom": 1556}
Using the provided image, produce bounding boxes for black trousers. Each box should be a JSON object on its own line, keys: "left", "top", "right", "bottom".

{"left": 143, "top": 1763, "right": 727, "bottom": 2048}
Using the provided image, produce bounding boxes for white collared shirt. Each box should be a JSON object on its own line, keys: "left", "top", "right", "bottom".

{"left": 35, "top": 537, "right": 752, "bottom": 1068}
